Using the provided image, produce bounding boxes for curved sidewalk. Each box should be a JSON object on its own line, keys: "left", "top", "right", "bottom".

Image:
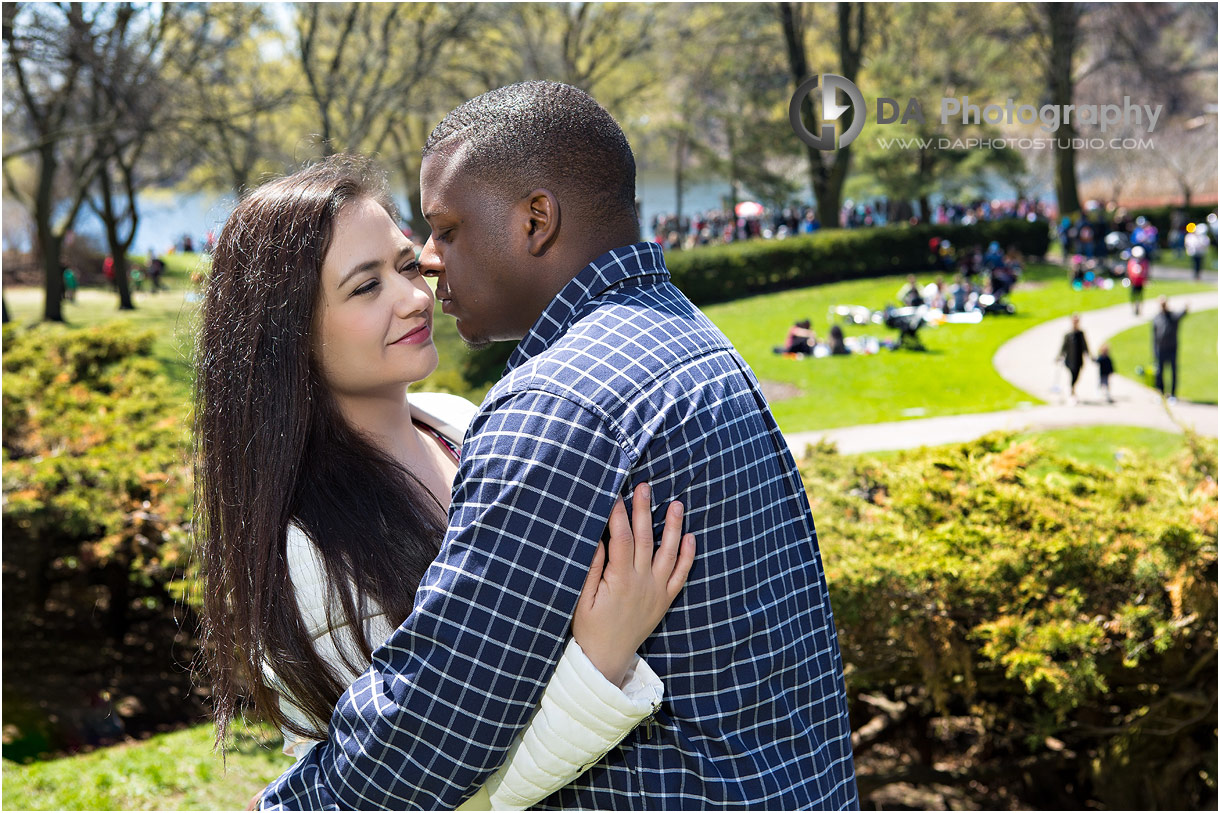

{"left": 784, "top": 290, "right": 1218, "bottom": 457}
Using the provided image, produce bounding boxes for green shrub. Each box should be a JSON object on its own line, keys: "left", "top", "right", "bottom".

{"left": 2, "top": 324, "right": 193, "bottom": 606}
{"left": 3, "top": 322, "right": 196, "bottom": 757}
{"left": 804, "top": 431, "right": 1217, "bottom": 809}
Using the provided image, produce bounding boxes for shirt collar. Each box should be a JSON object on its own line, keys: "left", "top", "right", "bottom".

{"left": 505, "top": 241, "right": 669, "bottom": 373}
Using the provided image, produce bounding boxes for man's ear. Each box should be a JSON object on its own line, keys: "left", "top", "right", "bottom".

{"left": 521, "top": 189, "right": 559, "bottom": 256}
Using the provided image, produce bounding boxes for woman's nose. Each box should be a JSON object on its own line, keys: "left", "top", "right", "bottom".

{"left": 397, "top": 274, "right": 434, "bottom": 317}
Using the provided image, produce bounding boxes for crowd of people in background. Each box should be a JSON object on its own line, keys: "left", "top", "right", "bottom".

{"left": 1058, "top": 209, "right": 1216, "bottom": 280}
{"left": 925, "top": 239, "right": 1023, "bottom": 307}
{"left": 650, "top": 197, "right": 1051, "bottom": 250}
{"left": 773, "top": 239, "right": 1026, "bottom": 361}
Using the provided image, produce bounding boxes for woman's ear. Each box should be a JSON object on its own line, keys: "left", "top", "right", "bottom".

{"left": 521, "top": 189, "right": 560, "bottom": 256}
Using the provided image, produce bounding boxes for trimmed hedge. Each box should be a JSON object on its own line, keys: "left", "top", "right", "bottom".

{"left": 805, "top": 431, "right": 1217, "bottom": 809}
{"left": 662, "top": 219, "right": 1050, "bottom": 306}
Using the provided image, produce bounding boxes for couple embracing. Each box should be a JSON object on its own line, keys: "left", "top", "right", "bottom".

{"left": 195, "top": 82, "right": 857, "bottom": 810}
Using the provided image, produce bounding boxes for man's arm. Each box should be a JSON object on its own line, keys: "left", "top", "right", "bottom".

{"left": 260, "top": 389, "right": 633, "bottom": 810}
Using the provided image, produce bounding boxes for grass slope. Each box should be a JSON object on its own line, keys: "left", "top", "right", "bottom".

{"left": 851, "top": 424, "right": 1195, "bottom": 473}
{"left": 703, "top": 265, "right": 1214, "bottom": 432}
{"left": 1104, "top": 307, "right": 1217, "bottom": 405}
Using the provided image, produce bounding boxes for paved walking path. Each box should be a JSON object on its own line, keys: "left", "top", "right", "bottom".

{"left": 784, "top": 284, "right": 1218, "bottom": 457}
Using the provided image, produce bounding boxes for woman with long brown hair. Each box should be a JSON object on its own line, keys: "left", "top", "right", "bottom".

{"left": 193, "top": 154, "right": 695, "bottom": 808}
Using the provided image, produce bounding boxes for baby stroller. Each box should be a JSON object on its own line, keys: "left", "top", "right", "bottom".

{"left": 881, "top": 305, "right": 927, "bottom": 349}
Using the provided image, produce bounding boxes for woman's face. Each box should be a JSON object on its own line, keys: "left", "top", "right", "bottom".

{"left": 314, "top": 197, "right": 439, "bottom": 399}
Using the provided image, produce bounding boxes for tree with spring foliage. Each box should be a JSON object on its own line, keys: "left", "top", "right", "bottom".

{"left": 3, "top": 2, "right": 107, "bottom": 321}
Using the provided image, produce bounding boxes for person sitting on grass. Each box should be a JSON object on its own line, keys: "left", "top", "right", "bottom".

{"left": 948, "top": 274, "right": 977, "bottom": 313}
{"left": 897, "top": 274, "right": 924, "bottom": 307}
{"left": 775, "top": 318, "right": 817, "bottom": 356}
{"left": 827, "top": 324, "right": 850, "bottom": 356}
{"left": 921, "top": 275, "right": 947, "bottom": 310}
{"left": 1003, "top": 245, "right": 1024, "bottom": 275}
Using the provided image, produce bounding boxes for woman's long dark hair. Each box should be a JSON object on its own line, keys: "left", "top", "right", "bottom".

{"left": 193, "top": 155, "right": 446, "bottom": 747}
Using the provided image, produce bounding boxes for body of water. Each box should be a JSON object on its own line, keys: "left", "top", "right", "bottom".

{"left": 45, "top": 173, "right": 759, "bottom": 255}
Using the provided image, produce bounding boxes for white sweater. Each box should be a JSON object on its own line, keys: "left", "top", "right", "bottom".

{"left": 266, "top": 392, "right": 662, "bottom": 810}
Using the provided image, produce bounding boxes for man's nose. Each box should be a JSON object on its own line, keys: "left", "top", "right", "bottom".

{"left": 419, "top": 235, "right": 444, "bottom": 277}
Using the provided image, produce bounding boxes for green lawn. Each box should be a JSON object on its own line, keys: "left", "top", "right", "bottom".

{"left": 6, "top": 264, "right": 1213, "bottom": 434}
{"left": 1152, "top": 246, "right": 1217, "bottom": 273}
{"left": 703, "top": 264, "right": 1214, "bottom": 432}
{"left": 1, "top": 720, "right": 292, "bottom": 811}
{"left": 850, "top": 424, "right": 1201, "bottom": 473}
{"left": 1104, "top": 307, "right": 1218, "bottom": 404}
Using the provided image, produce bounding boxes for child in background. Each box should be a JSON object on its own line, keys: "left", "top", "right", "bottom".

{"left": 1097, "top": 343, "right": 1115, "bottom": 403}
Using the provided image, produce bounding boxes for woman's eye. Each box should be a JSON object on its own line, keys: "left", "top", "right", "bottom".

{"left": 399, "top": 261, "right": 421, "bottom": 277}
{"left": 354, "top": 279, "right": 379, "bottom": 296}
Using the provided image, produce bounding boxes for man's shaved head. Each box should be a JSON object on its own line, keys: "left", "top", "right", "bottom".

{"left": 422, "top": 81, "right": 638, "bottom": 235}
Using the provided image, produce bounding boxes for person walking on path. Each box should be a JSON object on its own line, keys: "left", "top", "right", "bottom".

{"left": 1057, "top": 313, "right": 1091, "bottom": 405}
{"left": 1152, "top": 296, "right": 1189, "bottom": 403}
{"left": 1185, "top": 224, "right": 1211, "bottom": 281}
{"left": 1127, "top": 246, "right": 1149, "bottom": 315}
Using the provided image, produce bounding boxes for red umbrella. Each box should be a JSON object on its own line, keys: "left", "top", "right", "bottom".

{"left": 735, "top": 201, "right": 764, "bottom": 217}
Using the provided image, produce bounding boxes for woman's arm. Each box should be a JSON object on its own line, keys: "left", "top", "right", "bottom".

{"left": 266, "top": 487, "right": 694, "bottom": 810}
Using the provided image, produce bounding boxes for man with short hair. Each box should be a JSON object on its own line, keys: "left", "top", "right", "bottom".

{"left": 262, "top": 81, "right": 857, "bottom": 810}
{"left": 1153, "top": 296, "right": 1189, "bottom": 403}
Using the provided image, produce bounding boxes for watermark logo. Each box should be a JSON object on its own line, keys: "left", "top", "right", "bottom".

{"left": 789, "top": 74, "right": 866, "bottom": 150}
{"left": 789, "top": 76, "right": 1163, "bottom": 151}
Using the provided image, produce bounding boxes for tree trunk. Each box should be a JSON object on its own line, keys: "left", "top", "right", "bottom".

{"left": 390, "top": 128, "right": 429, "bottom": 242}
{"left": 778, "top": 2, "right": 821, "bottom": 214}
{"left": 675, "top": 129, "right": 687, "bottom": 226}
{"left": 399, "top": 156, "right": 426, "bottom": 243}
{"left": 777, "top": 2, "right": 864, "bottom": 226}
{"left": 1047, "top": 3, "right": 1081, "bottom": 215}
{"left": 726, "top": 125, "right": 740, "bottom": 219}
{"left": 919, "top": 195, "right": 932, "bottom": 223}
{"left": 98, "top": 167, "right": 135, "bottom": 311}
{"left": 36, "top": 145, "right": 65, "bottom": 323}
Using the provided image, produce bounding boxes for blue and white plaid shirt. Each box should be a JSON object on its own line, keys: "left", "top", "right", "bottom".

{"left": 261, "top": 241, "right": 857, "bottom": 810}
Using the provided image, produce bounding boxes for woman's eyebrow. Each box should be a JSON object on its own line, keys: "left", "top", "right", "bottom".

{"left": 340, "top": 258, "right": 383, "bottom": 288}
